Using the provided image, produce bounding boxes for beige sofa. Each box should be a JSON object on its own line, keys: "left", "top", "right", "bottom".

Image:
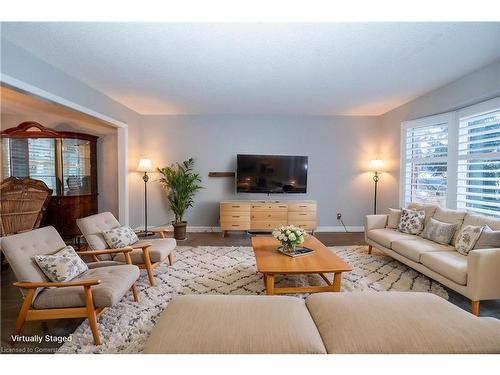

{"left": 144, "top": 292, "right": 500, "bottom": 354}
{"left": 365, "top": 205, "right": 500, "bottom": 315}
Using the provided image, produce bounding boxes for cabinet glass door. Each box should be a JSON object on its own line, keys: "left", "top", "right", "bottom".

{"left": 1, "top": 138, "right": 57, "bottom": 193}
{"left": 62, "top": 139, "right": 92, "bottom": 196}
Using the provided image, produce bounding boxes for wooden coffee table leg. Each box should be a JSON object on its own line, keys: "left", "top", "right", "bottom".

{"left": 332, "top": 272, "right": 342, "bottom": 292}
{"left": 265, "top": 274, "right": 275, "bottom": 295}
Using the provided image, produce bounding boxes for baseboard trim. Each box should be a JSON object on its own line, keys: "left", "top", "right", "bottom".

{"left": 316, "top": 226, "right": 364, "bottom": 233}
{"left": 135, "top": 225, "right": 364, "bottom": 233}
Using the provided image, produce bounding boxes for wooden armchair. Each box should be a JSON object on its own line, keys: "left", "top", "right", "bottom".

{"left": 1, "top": 226, "right": 140, "bottom": 345}
{"left": 77, "top": 212, "right": 177, "bottom": 286}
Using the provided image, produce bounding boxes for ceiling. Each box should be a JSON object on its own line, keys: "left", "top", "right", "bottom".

{"left": 2, "top": 22, "right": 499, "bottom": 116}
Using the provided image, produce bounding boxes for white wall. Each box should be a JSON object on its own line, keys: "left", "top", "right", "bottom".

{"left": 132, "top": 115, "right": 381, "bottom": 229}
{"left": 378, "top": 60, "right": 500, "bottom": 213}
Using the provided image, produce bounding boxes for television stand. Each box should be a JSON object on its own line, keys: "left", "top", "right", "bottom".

{"left": 219, "top": 200, "right": 317, "bottom": 237}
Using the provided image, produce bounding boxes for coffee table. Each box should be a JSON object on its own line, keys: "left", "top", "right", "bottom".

{"left": 252, "top": 236, "right": 352, "bottom": 295}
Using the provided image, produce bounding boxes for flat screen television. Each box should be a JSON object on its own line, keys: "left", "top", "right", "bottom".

{"left": 236, "top": 154, "right": 308, "bottom": 194}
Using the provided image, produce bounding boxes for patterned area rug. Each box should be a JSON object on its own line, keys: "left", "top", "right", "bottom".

{"left": 57, "top": 245, "right": 448, "bottom": 353}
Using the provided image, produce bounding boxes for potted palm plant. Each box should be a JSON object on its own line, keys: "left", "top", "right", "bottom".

{"left": 158, "top": 158, "right": 203, "bottom": 240}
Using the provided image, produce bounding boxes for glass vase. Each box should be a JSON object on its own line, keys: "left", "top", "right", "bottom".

{"left": 282, "top": 242, "right": 296, "bottom": 254}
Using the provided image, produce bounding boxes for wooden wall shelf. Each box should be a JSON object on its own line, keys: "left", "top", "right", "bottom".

{"left": 208, "top": 172, "right": 235, "bottom": 177}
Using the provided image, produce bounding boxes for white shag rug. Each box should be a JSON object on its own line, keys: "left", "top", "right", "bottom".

{"left": 57, "top": 245, "right": 448, "bottom": 353}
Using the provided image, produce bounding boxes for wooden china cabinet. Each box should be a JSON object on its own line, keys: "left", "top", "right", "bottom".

{"left": 1, "top": 122, "right": 98, "bottom": 239}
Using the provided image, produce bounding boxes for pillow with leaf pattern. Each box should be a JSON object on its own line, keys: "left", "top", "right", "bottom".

{"left": 397, "top": 208, "right": 425, "bottom": 234}
{"left": 34, "top": 246, "right": 88, "bottom": 282}
{"left": 102, "top": 225, "right": 139, "bottom": 248}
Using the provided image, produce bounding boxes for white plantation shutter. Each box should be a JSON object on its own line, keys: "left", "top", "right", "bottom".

{"left": 402, "top": 116, "right": 450, "bottom": 207}
{"left": 401, "top": 97, "right": 500, "bottom": 218}
{"left": 457, "top": 108, "right": 500, "bottom": 217}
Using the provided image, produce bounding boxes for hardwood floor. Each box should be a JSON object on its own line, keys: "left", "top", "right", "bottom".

{"left": 1, "top": 231, "right": 498, "bottom": 353}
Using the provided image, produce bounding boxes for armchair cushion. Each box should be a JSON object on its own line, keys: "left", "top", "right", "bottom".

{"left": 76, "top": 212, "right": 121, "bottom": 251}
{"left": 0, "top": 226, "right": 66, "bottom": 297}
{"left": 34, "top": 245, "right": 88, "bottom": 282}
{"left": 33, "top": 264, "right": 140, "bottom": 309}
{"left": 113, "top": 238, "right": 176, "bottom": 263}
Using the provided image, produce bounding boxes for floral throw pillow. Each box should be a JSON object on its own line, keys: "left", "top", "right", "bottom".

{"left": 102, "top": 225, "right": 139, "bottom": 248}
{"left": 34, "top": 246, "right": 88, "bottom": 282}
{"left": 397, "top": 208, "right": 425, "bottom": 234}
{"left": 420, "top": 218, "right": 459, "bottom": 245}
{"left": 455, "top": 225, "right": 484, "bottom": 255}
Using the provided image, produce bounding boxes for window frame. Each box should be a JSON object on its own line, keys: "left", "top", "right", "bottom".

{"left": 400, "top": 96, "right": 500, "bottom": 216}
{"left": 400, "top": 112, "right": 455, "bottom": 208}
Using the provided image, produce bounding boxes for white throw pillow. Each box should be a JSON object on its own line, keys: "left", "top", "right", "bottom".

{"left": 386, "top": 208, "right": 401, "bottom": 229}
{"left": 102, "top": 225, "right": 139, "bottom": 248}
{"left": 398, "top": 208, "right": 425, "bottom": 234}
{"left": 34, "top": 246, "right": 88, "bottom": 282}
{"left": 455, "top": 225, "right": 484, "bottom": 255}
{"left": 472, "top": 226, "right": 500, "bottom": 250}
{"left": 420, "top": 218, "right": 459, "bottom": 245}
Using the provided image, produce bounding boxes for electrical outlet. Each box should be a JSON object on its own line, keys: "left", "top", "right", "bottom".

{"left": 337, "top": 213, "right": 342, "bottom": 220}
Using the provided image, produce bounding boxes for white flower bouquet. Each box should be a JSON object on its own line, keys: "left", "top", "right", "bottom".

{"left": 272, "top": 225, "right": 308, "bottom": 253}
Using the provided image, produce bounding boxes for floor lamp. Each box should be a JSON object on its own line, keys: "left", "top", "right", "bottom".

{"left": 369, "top": 159, "right": 384, "bottom": 215}
{"left": 137, "top": 158, "right": 155, "bottom": 237}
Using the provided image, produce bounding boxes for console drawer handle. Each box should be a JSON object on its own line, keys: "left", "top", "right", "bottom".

{"left": 232, "top": 215, "right": 240, "bottom": 218}
{"left": 231, "top": 205, "right": 240, "bottom": 208}
{"left": 232, "top": 224, "right": 240, "bottom": 227}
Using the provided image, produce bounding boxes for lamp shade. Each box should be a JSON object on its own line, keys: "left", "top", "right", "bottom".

{"left": 137, "top": 158, "right": 154, "bottom": 172}
{"left": 369, "top": 159, "right": 384, "bottom": 172}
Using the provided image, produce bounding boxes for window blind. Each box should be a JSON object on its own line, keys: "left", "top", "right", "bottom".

{"left": 457, "top": 109, "right": 500, "bottom": 217}
{"left": 404, "top": 122, "right": 448, "bottom": 206}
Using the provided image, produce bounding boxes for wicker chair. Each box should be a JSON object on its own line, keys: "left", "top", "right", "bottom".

{"left": 0, "top": 177, "right": 52, "bottom": 236}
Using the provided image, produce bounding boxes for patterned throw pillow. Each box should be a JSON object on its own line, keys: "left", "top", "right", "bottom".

{"left": 420, "top": 218, "right": 459, "bottom": 245}
{"left": 455, "top": 225, "right": 484, "bottom": 255}
{"left": 398, "top": 208, "right": 425, "bottom": 234}
{"left": 34, "top": 246, "right": 88, "bottom": 282}
{"left": 102, "top": 225, "right": 139, "bottom": 248}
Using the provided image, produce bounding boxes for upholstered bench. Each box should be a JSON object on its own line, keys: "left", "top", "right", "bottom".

{"left": 306, "top": 292, "right": 500, "bottom": 353}
{"left": 144, "top": 292, "right": 500, "bottom": 354}
{"left": 144, "top": 294, "right": 326, "bottom": 354}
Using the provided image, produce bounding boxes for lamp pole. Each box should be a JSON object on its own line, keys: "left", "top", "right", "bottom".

{"left": 143, "top": 171, "right": 150, "bottom": 235}
{"left": 137, "top": 158, "right": 154, "bottom": 237}
{"left": 373, "top": 171, "right": 379, "bottom": 215}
